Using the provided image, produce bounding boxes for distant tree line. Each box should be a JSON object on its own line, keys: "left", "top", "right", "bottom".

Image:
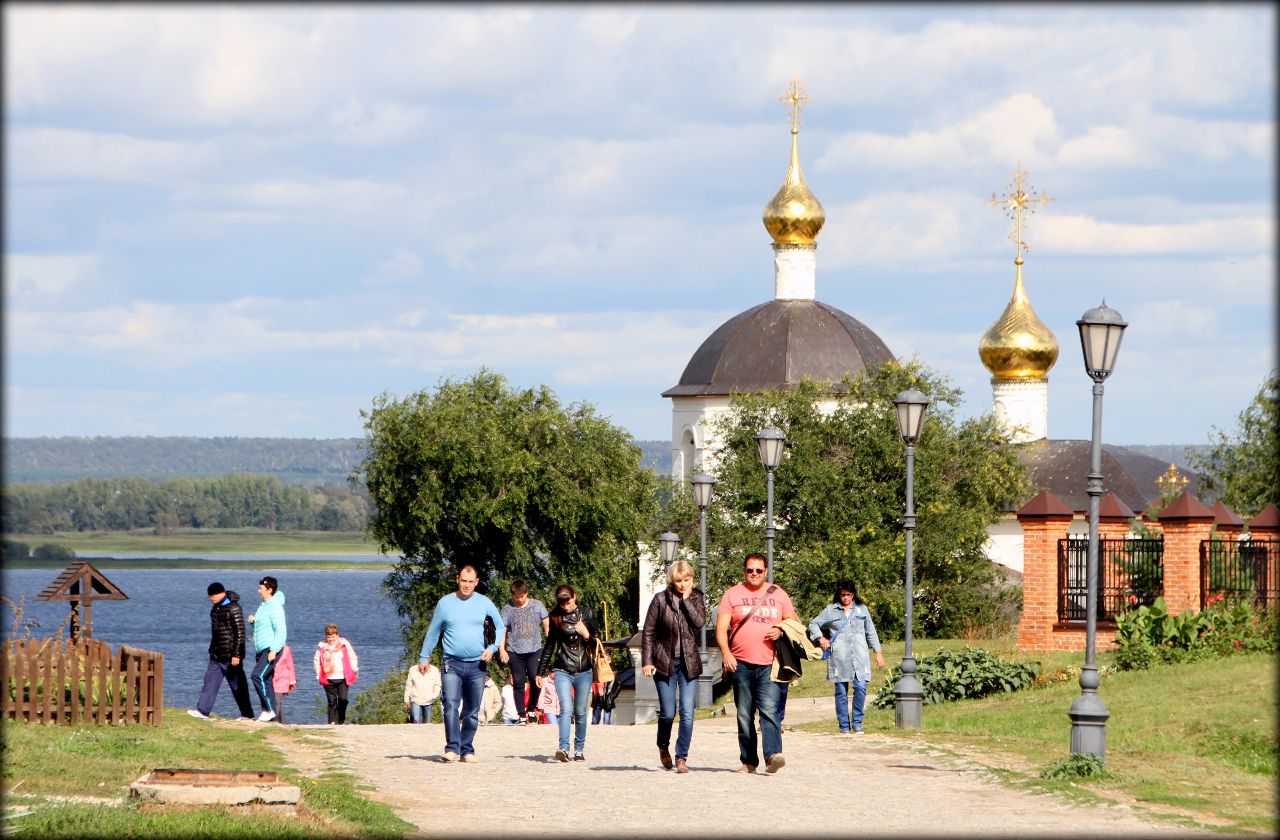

{"left": 2, "top": 474, "right": 370, "bottom": 534}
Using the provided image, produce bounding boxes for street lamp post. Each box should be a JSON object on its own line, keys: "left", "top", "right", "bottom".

{"left": 1069, "top": 301, "right": 1127, "bottom": 763}
{"left": 691, "top": 473, "right": 715, "bottom": 707}
{"left": 893, "top": 388, "right": 930, "bottom": 729}
{"left": 658, "top": 531, "right": 680, "bottom": 567}
{"left": 756, "top": 428, "right": 786, "bottom": 583}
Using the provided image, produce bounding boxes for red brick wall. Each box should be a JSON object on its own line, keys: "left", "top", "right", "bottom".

{"left": 1161, "top": 516, "right": 1214, "bottom": 614}
{"left": 1016, "top": 511, "right": 1074, "bottom": 652}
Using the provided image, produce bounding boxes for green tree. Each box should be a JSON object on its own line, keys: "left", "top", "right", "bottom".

{"left": 658, "top": 360, "right": 1031, "bottom": 639}
{"left": 358, "top": 370, "right": 658, "bottom": 651}
{"left": 1190, "top": 370, "right": 1279, "bottom": 518}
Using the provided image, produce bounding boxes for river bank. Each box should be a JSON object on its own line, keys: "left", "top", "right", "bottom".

{"left": 4, "top": 528, "right": 382, "bottom": 556}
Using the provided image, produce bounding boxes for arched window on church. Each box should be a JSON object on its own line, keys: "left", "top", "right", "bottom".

{"left": 679, "top": 428, "right": 696, "bottom": 483}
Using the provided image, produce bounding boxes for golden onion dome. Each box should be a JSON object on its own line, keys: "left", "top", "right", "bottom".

{"left": 979, "top": 258, "right": 1059, "bottom": 379}
{"left": 762, "top": 127, "right": 825, "bottom": 245}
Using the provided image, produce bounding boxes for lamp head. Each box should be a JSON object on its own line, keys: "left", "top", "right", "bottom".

{"left": 658, "top": 531, "right": 680, "bottom": 565}
{"left": 756, "top": 427, "right": 786, "bottom": 472}
{"left": 1076, "top": 301, "right": 1127, "bottom": 383}
{"left": 893, "top": 388, "right": 931, "bottom": 444}
{"left": 691, "top": 474, "right": 714, "bottom": 509}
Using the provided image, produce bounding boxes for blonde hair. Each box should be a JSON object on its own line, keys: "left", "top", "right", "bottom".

{"left": 666, "top": 560, "right": 695, "bottom": 585}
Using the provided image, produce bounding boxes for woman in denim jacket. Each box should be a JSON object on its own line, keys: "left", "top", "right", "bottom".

{"left": 807, "top": 580, "right": 884, "bottom": 734}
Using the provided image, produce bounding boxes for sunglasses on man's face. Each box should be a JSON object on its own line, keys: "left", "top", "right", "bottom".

{"left": 745, "top": 568, "right": 766, "bottom": 575}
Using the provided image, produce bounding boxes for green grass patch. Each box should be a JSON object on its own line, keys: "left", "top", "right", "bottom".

{"left": 837, "top": 650, "right": 1276, "bottom": 834}
{"left": 2, "top": 711, "right": 413, "bottom": 838}
{"left": 5, "top": 529, "right": 382, "bottom": 556}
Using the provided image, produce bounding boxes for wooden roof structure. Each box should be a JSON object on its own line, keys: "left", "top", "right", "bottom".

{"left": 37, "top": 560, "right": 128, "bottom": 603}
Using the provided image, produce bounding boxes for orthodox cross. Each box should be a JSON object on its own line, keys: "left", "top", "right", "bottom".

{"left": 987, "top": 164, "right": 1053, "bottom": 261}
{"left": 779, "top": 77, "right": 810, "bottom": 134}
{"left": 1156, "top": 463, "right": 1189, "bottom": 498}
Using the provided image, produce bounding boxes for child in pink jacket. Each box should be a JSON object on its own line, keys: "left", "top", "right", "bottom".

{"left": 314, "top": 623, "right": 359, "bottom": 725}
{"left": 271, "top": 644, "right": 297, "bottom": 724}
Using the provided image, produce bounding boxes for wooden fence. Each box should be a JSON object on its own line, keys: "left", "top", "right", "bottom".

{"left": 2, "top": 637, "right": 164, "bottom": 725}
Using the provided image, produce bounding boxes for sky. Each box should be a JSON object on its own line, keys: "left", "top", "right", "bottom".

{"left": 4, "top": 4, "right": 1275, "bottom": 448}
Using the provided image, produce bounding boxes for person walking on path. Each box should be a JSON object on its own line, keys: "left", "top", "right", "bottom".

{"left": 536, "top": 584, "right": 597, "bottom": 763}
{"left": 641, "top": 559, "right": 706, "bottom": 774}
{"left": 248, "top": 576, "right": 288, "bottom": 722}
{"left": 715, "top": 553, "right": 798, "bottom": 774}
{"left": 498, "top": 580, "right": 549, "bottom": 725}
{"left": 536, "top": 665, "right": 559, "bottom": 725}
{"left": 404, "top": 661, "right": 442, "bottom": 724}
{"left": 314, "top": 623, "right": 360, "bottom": 725}
{"left": 808, "top": 580, "right": 884, "bottom": 735}
{"left": 418, "top": 565, "right": 505, "bottom": 762}
{"left": 272, "top": 643, "right": 297, "bottom": 724}
{"left": 188, "top": 582, "right": 256, "bottom": 721}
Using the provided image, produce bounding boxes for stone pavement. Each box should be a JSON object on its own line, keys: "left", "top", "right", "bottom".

{"left": 274, "top": 696, "right": 1222, "bottom": 838}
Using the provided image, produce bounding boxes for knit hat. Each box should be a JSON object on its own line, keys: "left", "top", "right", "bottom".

{"left": 207, "top": 582, "right": 226, "bottom": 597}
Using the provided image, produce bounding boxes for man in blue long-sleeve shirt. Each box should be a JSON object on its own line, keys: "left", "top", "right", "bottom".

{"left": 419, "top": 565, "right": 505, "bottom": 762}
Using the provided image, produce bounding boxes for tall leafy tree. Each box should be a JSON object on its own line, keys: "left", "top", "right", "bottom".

{"left": 359, "top": 370, "right": 658, "bottom": 650}
{"left": 1190, "top": 370, "right": 1279, "bottom": 517}
{"left": 658, "top": 360, "right": 1032, "bottom": 640}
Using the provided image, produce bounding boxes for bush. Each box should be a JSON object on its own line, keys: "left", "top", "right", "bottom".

{"left": 871, "top": 646, "right": 1037, "bottom": 709}
{"left": 31, "top": 543, "right": 76, "bottom": 562}
{"left": 1041, "top": 753, "right": 1107, "bottom": 781}
{"left": 1113, "top": 595, "right": 1277, "bottom": 671}
{"left": 1, "top": 539, "right": 30, "bottom": 560}
{"left": 349, "top": 667, "right": 412, "bottom": 724}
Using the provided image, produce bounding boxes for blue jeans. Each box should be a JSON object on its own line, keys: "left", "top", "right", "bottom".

{"left": 730, "top": 662, "right": 782, "bottom": 768}
{"left": 654, "top": 662, "right": 696, "bottom": 760}
{"left": 554, "top": 668, "right": 592, "bottom": 754}
{"left": 834, "top": 679, "right": 869, "bottom": 732}
{"left": 409, "top": 703, "right": 434, "bottom": 724}
{"left": 440, "top": 657, "right": 486, "bottom": 756}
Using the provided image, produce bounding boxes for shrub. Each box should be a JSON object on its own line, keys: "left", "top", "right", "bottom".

{"left": 1113, "top": 595, "right": 1277, "bottom": 670}
{"left": 349, "top": 667, "right": 412, "bottom": 725}
{"left": 31, "top": 543, "right": 76, "bottom": 562}
{"left": 1041, "top": 753, "right": 1107, "bottom": 781}
{"left": 871, "top": 646, "right": 1038, "bottom": 709}
{"left": 1, "top": 539, "right": 30, "bottom": 560}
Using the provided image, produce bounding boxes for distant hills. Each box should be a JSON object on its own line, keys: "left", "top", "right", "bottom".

{"left": 2, "top": 436, "right": 1203, "bottom": 486}
{"left": 2, "top": 436, "right": 675, "bottom": 485}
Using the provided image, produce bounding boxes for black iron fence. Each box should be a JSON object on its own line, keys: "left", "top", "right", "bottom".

{"left": 1200, "top": 538, "right": 1279, "bottom": 610}
{"left": 1058, "top": 537, "right": 1164, "bottom": 624}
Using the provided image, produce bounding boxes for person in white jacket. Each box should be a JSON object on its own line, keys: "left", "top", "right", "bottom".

{"left": 313, "top": 623, "right": 359, "bottom": 725}
{"left": 404, "top": 661, "right": 442, "bottom": 724}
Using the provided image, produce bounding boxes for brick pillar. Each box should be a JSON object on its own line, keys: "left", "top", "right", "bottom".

{"left": 1246, "top": 502, "right": 1279, "bottom": 539}
{"left": 1211, "top": 500, "right": 1244, "bottom": 540}
{"left": 1016, "top": 491, "right": 1074, "bottom": 652}
{"left": 1155, "top": 490, "right": 1215, "bottom": 615}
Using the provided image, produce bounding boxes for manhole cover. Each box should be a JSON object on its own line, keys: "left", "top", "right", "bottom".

{"left": 130, "top": 768, "right": 300, "bottom": 807}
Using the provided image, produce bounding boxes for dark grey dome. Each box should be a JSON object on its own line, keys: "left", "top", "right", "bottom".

{"left": 662, "top": 300, "right": 895, "bottom": 398}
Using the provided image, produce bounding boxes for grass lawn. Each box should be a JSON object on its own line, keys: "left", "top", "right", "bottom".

{"left": 2, "top": 711, "right": 413, "bottom": 838}
{"left": 794, "top": 645, "right": 1276, "bottom": 835}
{"left": 7, "top": 529, "right": 382, "bottom": 556}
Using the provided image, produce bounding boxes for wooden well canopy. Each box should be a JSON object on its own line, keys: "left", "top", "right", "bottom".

{"left": 36, "top": 560, "right": 128, "bottom": 641}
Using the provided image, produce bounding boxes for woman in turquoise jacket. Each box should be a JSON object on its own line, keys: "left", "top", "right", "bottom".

{"left": 248, "top": 575, "right": 287, "bottom": 722}
{"left": 807, "top": 580, "right": 883, "bottom": 734}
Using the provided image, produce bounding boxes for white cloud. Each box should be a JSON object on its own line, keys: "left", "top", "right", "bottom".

{"left": 9, "top": 128, "right": 217, "bottom": 182}
{"left": 3, "top": 254, "right": 100, "bottom": 305}
{"left": 1037, "top": 214, "right": 1272, "bottom": 256}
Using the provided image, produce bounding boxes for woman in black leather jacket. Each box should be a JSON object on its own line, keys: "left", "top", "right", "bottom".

{"left": 641, "top": 560, "right": 706, "bottom": 773}
{"left": 536, "top": 585, "right": 597, "bottom": 763}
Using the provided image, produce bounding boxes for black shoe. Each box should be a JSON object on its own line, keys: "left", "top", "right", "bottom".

{"left": 573, "top": 752, "right": 585, "bottom": 762}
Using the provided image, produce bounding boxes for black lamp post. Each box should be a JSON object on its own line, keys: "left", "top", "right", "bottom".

{"left": 691, "top": 473, "right": 715, "bottom": 707}
{"left": 892, "top": 387, "right": 930, "bottom": 729}
{"left": 1069, "top": 301, "right": 1127, "bottom": 763}
{"left": 755, "top": 428, "right": 786, "bottom": 584}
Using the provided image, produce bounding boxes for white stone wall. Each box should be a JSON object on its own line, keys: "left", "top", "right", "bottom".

{"left": 773, "top": 245, "right": 816, "bottom": 300}
{"left": 992, "top": 377, "right": 1049, "bottom": 443}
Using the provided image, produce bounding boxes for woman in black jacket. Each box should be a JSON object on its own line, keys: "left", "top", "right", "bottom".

{"left": 536, "top": 585, "right": 597, "bottom": 763}
{"left": 641, "top": 560, "right": 706, "bottom": 774}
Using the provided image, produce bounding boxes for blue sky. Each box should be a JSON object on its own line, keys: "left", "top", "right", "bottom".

{"left": 4, "top": 4, "right": 1274, "bottom": 447}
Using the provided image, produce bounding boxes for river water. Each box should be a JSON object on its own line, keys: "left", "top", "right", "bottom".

{"left": 2, "top": 566, "right": 407, "bottom": 724}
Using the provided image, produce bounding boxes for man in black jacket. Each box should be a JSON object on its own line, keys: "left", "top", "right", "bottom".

{"left": 188, "top": 582, "right": 255, "bottom": 720}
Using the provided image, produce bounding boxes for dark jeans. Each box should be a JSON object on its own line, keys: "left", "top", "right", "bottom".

{"left": 440, "top": 657, "right": 486, "bottom": 756}
{"left": 655, "top": 662, "right": 696, "bottom": 760}
{"left": 196, "top": 659, "right": 255, "bottom": 718}
{"left": 507, "top": 648, "right": 542, "bottom": 717}
{"left": 250, "top": 649, "right": 277, "bottom": 714}
{"left": 324, "top": 679, "right": 349, "bottom": 724}
{"left": 730, "top": 662, "right": 781, "bottom": 768}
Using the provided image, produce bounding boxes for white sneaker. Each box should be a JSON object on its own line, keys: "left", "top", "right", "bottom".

{"left": 460, "top": 753, "right": 477, "bottom": 763}
{"left": 441, "top": 752, "right": 459, "bottom": 763}
{"left": 257, "top": 711, "right": 277, "bottom": 722}
{"left": 187, "top": 709, "right": 210, "bottom": 720}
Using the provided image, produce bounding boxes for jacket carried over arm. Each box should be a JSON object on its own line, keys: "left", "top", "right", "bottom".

{"left": 209, "top": 591, "right": 247, "bottom": 663}
{"left": 641, "top": 587, "right": 707, "bottom": 679}
{"left": 770, "top": 618, "right": 823, "bottom": 685}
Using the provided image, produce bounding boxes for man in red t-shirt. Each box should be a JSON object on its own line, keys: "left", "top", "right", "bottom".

{"left": 715, "top": 553, "right": 798, "bottom": 774}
